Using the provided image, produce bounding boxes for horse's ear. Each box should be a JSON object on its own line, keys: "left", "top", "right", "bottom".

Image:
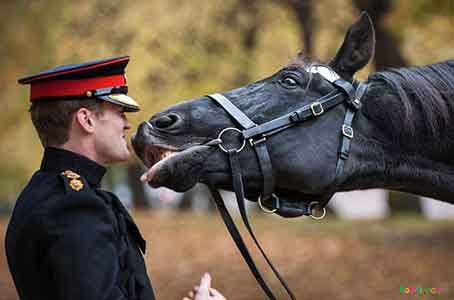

{"left": 329, "top": 11, "right": 375, "bottom": 79}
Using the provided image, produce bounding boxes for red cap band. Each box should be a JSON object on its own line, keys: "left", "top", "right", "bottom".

{"left": 30, "top": 74, "right": 127, "bottom": 101}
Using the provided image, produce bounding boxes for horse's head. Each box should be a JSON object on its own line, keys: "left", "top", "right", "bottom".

{"left": 132, "top": 12, "right": 375, "bottom": 215}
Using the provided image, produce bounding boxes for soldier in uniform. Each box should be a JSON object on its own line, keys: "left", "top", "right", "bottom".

{"left": 6, "top": 56, "right": 226, "bottom": 300}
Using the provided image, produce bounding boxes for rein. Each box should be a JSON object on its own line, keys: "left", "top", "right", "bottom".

{"left": 205, "top": 65, "right": 368, "bottom": 300}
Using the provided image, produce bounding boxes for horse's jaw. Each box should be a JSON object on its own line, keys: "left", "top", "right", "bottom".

{"left": 138, "top": 143, "right": 217, "bottom": 192}
{"left": 131, "top": 123, "right": 219, "bottom": 192}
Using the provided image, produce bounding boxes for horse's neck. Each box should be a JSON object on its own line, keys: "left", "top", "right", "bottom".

{"left": 343, "top": 136, "right": 454, "bottom": 203}
{"left": 340, "top": 81, "right": 454, "bottom": 204}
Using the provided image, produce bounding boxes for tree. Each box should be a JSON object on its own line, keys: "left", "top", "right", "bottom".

{"left": 278, "top": 0, "right": 315, "bottom": 58}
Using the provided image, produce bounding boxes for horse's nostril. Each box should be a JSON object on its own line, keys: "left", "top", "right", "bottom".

{"left": 154, "top": 114, "right": 180, "bottom": 129}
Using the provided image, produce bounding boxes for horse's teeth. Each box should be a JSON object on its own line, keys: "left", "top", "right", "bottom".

{"left": 160, "top": 150, "right": 174, "bottom": 160}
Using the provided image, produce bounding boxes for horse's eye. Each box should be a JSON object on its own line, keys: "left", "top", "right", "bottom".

{"left": 281, "top": 76, "right": 298, "bottom": 87}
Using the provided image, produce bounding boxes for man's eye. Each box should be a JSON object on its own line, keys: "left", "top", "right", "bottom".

{"left": 281, "top": 76, "right": 298, "bottom": 87}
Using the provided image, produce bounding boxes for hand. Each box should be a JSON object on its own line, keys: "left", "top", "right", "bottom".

{"left": 183, "top": 273, "right": 226, "bottom": 300}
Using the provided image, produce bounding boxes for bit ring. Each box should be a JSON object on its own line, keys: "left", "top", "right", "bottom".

{"left": 309, "top": 201, "right": 327, "bottom": 220}
{"left": 217, "top": 127, "right": 246, "bottom": 153}
{"left": 258, "top": 194, "right": 279, "bottom": 214}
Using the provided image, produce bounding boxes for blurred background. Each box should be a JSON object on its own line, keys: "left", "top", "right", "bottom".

{"left": 1, "top": 0, "right": 454, "bottom": 299}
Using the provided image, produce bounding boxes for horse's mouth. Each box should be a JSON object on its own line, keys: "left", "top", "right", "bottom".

{"left": 143, "top": 144, "right": 180, "bottom": 168}
{"left": 132, "top": 126, "right": 218, "bottom": 192}
{"left": 145, "top": 144, "right": 216, "bottom": 192}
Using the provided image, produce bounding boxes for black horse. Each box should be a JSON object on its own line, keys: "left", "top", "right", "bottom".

{"left": 132, "top": 12, "right": 454, "bottom": 217}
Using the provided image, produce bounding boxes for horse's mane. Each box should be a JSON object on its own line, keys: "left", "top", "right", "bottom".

{"left": 364, "top": 60, "right": 454, "bottom": 144}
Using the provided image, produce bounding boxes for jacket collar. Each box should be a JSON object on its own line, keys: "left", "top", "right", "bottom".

{"left": 40, "top": 147, "right": 107, "bottom": 187}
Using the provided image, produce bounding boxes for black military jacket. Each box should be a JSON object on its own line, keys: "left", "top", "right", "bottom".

{"left": 6, "top": 147, "right": 155, "bottom": 300}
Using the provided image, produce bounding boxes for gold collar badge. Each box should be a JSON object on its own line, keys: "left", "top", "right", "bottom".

{"left": 69, "top": 179, "right": 84, "bottom": 191}
{"left": 62, "top": 170, "right": 84, "bottom": 191}
{"left": 62, "top": 170, "right": 80, "bottom": 179}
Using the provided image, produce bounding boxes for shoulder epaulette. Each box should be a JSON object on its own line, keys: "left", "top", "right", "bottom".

{"left": 59, "top": 170, "right": 85, "bottom": 193}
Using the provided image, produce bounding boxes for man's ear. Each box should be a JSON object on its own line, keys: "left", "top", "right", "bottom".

{"left": 329, "top": 11, "right": 375, "bottom": 80}
{"left": 75, "top": 108, "right": 96, "bottom": 134}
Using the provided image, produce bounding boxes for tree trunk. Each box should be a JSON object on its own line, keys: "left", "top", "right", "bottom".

{"left": 282, "top": 0, "right": 315, "bottom": 58}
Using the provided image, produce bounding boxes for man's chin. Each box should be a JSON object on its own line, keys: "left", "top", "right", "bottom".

{"left": 104, "top": 150, "right": 131, "bottom": 165}
{"left": 120, "top": 151, "right": 131, "bottom": 162}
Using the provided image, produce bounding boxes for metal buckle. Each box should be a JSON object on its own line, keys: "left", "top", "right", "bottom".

{"left": 217, "top": 127, "right": 246, "bottom": 153}
{"left": 249, "top": 136, "right": 266, "bottom": 147}
{"left": 258, "top": 194, "right": 279, "bottom": 214}
{"left": 309, "top": 201, "right": 327, "bottom": 220}
{"left": 347, "top": 97, "right": 362, "bottom": 110}
{"left": 310, "top": 102, "right": 324, "bottom": 116}
{"left": 342, "top": 125, "right": 354, "bottom": 139}
{"left": 353, "top": 98, "right": 361, "bottom": 106}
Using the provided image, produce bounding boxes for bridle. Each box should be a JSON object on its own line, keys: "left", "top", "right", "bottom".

{"left": 205, "top": 64, "right": 368, "bottom": 300}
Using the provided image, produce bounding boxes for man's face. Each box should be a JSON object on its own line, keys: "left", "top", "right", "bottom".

{"left": 94, "top": 102, "right": 132, "bottom": 164}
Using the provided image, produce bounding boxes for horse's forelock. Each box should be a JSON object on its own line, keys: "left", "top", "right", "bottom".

{"left": 286, "top": 52, "right": 309, "bottom": 68}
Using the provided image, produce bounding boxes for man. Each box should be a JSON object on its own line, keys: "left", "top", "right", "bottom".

{"left": 6, "top": 56, "right": 224, "bottom": 300}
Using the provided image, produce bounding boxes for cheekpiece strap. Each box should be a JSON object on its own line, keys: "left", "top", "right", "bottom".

{"left": 208, "top": 93, "right": 256, "bottom": 129}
